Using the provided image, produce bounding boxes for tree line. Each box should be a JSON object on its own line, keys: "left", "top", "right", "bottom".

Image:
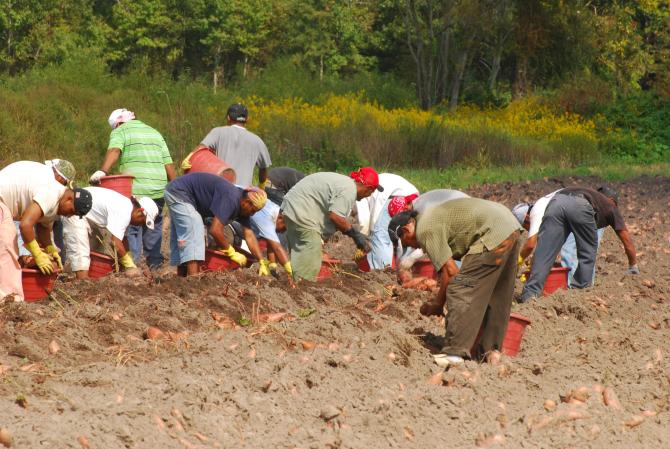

{"left": 1, "top": 0, "right": 669, "bottom": 110}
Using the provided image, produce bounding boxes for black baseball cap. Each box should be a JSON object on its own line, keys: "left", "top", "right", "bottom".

{"left": 73, "top": 188, "right": 93, "bottom": 217}
{"left": 388, "top": 210, "right": 417, "bottom": 244}
{"left": 227, "top": 103, "right": 248, "bottom": 123}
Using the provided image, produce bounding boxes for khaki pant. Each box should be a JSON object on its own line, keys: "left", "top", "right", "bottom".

{"left": 0, "top": 200, "right": 22, "bottom": 301}
{"left": 284, "top": 216, "right": 323, "bottom": 281}
{"left": 443, "top": 231, "right": 520, "bottom": 359}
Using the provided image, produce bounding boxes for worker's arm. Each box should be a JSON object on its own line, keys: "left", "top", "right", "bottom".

{"left": 19, "top": 202, "right": 45, "bottom": 244}
{"left": 420, "top": 258, "right": 460, "bottom": 316}
{"left": 520, "top": 234, "right": 538, "bottom": 260}
{"left": 209, "top": 217, "right": 230, "bottom": 249}
{"left": 36, "top": 222, "right": 53, "bottom": 248}
{"left": 164, "top": 163, "right": 177, "bottom": 182}
{"left": 258, "top": 167, "right": 268, "bottom": 185}
{"left": 616, "top": 228, "right": 637, "bottom": 267}
{"left": 267, "top": 239, "right": 289, "bottom": 265}
{"left": 242, "top": 226, "right": 264, "bottom": 262}
{"left": 100, "top": 148, "right": 121, "bottom": 174}
{"left": 113, "top": 236, "right": 127, "bottom": 258}
{"left": 328, "top": 211, "right": 351, "bottom": 233}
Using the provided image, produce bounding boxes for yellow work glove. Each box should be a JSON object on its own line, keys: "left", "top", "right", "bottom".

{"left": 26, "top": 240, "right": 53, "bottom": 275}
{"left": 520, "top": 273, "right": 527, "bottom": 283}
{"left": 180, "top": 151, "right": 195, "bottom": 171}
{"left": 283, "top": 261, "right": 293, "bottom": 277}
{"left": 258, "top": 258, "right": 271, "bottom": 276}
{"left": 517, "top": 255, "right": 524, "bottom": 267}
{"left": 259, "top": 179, "right": 269, "bottom": 190}
{"left": 353, "top": 249, "right": 366, "bottom": 260}
{"left": 222, "top": 246, "right": 247, "bottom": 266}
{"left": 45, "top": 244, "right": 63, "bottom": 270}
{"left": 120, "top": 252, "right": 137, "bottom": 269}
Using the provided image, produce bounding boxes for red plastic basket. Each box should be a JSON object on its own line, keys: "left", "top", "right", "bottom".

{"left": 356, "top": 255, "right": 396, "bottom": 272}
{"left": 317, "top": 258, "right": 340, "bottom": 280}
{"left": 524, "top": 266, "right": 570, "bottom": 295}
{"left": 413, "top": 258, "right": 437, "bottom": 279}
{"left": 89, "top": 251, "right": 115, "bottom": 278}
{"left": 99, "top": 175, "right": 134, "bottom": 198}
{"left": 470, "top": 312, "right": 531, "bottom": 357}
{"left": 21, "top": 269, "right": 58, "bottom": 302}
{"left": 184, "top": 148, "right": 236, "bottom": 183}
{"left": 201, "top": 248, "right": 242, "bottom": 272}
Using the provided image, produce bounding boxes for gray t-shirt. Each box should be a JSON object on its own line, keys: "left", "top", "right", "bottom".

{"left": 201, "top": 124, "right": 271, "bottom": 187}
{"left": 413, "top": 189, "right": 470, "bottom": 214}
{"left": 281, "top": 172, "right": 357, "bottom": 236}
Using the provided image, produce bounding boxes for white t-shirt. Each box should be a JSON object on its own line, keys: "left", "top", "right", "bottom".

{"left": 0, "top": 161, "right": 65, "bottom": 222}
{"left": 356, "top": 173, "right": 419, "bottom": 235}
{"left": 527, "top": 190, "right": 560, "bottom": 237}
{"left": 83, "top": 187, "right": 133, "bottom": 240}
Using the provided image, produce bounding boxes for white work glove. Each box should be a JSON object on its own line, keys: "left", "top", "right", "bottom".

{"left": 89, "top": 170, "right": 106, "bottom": 184}
{"left": 627, "top": 265, "right": 640, "bottom": 275}
{"left": 399, "top": 248, "right": 424, "bottom": 270}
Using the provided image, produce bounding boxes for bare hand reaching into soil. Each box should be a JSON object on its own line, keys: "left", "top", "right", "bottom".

{"left": 420, "top": 301, "right": 444, "bottom": 316}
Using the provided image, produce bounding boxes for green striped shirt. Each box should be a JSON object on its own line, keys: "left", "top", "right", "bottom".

{"left": 108, "top": 119, "right": 173, "bottom": 198}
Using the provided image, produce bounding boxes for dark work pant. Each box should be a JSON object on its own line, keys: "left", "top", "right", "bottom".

{"left": 128, "top": 197, "right": 165, "bottom": 269}
{"left": 521, "top": 194, "right": 598, "bottom": 299}
{"left": 443, "top": 232, "right": 520, "bottom": 359}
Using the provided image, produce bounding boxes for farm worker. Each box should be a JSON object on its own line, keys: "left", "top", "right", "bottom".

{"left": 280, "top": 168, "right": 383, "bottom": 281}
{"left": 0, "top": 161, "right": 93, "bottom": 300}
{"left": 14, "top": 159, "right": 77, "bottom": 258}
{"left": 90, "top": 108, "right": 176, "bottom": 269}
{"left": 355, "top": 173, "right": 418, "bottom": 269}
{"left": 511, "top": 187, "right": 605, "bottom": 286}
{"left": 188, "top": 103, "right": 271, "bottom": 188}
{"left": 62, "top": 187, "right": 158, "bottom": 279}
{"left": 516, "top": 186, "right": 638, "bottom": 302}
{"left": 388, "top": 198, "right": 521, "bottom": 367}
{"left": 387, "top": 189, "right": 470, "bottom": 280}
{"left": 248, "top": 199, "right": 292, "bottom": 278}
{"left": 264, "top": 167, "right": 306, "bottom": 205}
{"left": 164, "top": 172, "right": 267, "bottom": 277}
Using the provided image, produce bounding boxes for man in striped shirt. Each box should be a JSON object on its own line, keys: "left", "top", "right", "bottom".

{"left": 90, "top": 109, "right": 176, "bottom": 268}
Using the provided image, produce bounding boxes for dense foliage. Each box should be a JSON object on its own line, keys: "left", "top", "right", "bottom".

{"left": 2, "top": 1, "right": 670, "bottom": 110}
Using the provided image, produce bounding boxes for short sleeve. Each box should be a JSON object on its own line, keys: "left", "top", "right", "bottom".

{"left": 33, "top": 184, "right": 65, "bottom": 221}
{"left": 328, "top": 187, "right": 354, "bottom": 218}
{"left": 422, "top": 229, "right": 453, "bottom": 270}
{"left": 256, "top": 140, "right": 272, "bottom": 169}
{"left": 200, "top": 128, "right": 221, "bottom": 151}
{"left": 161, "top": 138, "right": 173, "bottom": 164}
{"left": 107, "top": 128, "right": 125, "bottom": 151}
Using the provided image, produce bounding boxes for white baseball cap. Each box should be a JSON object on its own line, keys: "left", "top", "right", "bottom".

{"left": 511, "top": 203, "right": 531, "bottom": 225}
{"left": 136, "top": 197, "right": 159, "bottom": 229}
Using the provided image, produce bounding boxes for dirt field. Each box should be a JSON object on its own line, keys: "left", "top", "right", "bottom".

{"left": 1, "top": 175, "right": 669, "bottom": 449}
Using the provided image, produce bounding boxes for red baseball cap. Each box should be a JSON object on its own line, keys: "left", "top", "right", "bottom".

{"left": 350, "top": 167, "right": 384, "bottom": 192}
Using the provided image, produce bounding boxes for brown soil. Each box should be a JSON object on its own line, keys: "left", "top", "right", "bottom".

{"left": 1, "top": 175, "right": 669, "bottom": 448}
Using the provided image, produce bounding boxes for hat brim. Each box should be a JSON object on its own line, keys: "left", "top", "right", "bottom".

{"left": 375, "top": 185, "right": 384, "bottom": 192}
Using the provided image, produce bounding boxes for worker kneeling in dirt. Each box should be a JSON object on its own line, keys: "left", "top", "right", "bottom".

{"left": 388, "top": 198, "right": 521, "bottom": 368}
{"left": 280, "top": 168, "right": 383, "bottom": 281}
{"left": 388, "top": 188, "right": 469, "bottom": 284}
{"left": 517, "top": 186, "right": 638, "bottom": 303}
{"left": 0, "top": 161, "right": 93, "bottom": 301}
{"left": 62, "top": 187, "right": 159, "bottom": 279}
{"left": 164, "top": 172, "right": 267, "bottom": 276}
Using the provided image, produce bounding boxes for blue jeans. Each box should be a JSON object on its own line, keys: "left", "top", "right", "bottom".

{"left": 367, "top": 200, "right": 394, "bottom": 269}
{"left": 165, "top": 191, "right": 205, "bottom": 266}
{"left": 561, "top": 228, "right": 604, "bottom": 287}
{"left": 127, "top": 197, "right": 165, "bottom": 268}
